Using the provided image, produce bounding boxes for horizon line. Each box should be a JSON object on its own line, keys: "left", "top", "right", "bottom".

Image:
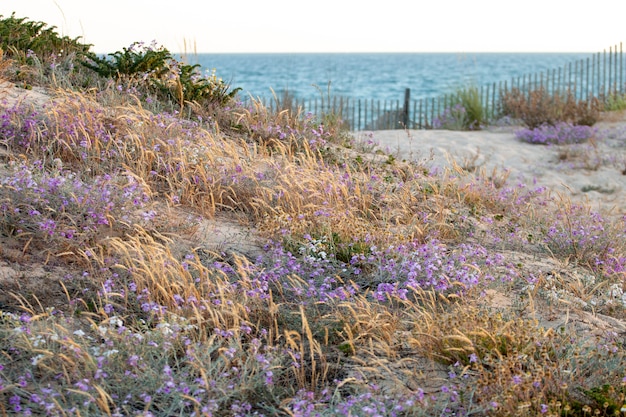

{"left": 93, "top": 50, "right": 599, "bottom": 55}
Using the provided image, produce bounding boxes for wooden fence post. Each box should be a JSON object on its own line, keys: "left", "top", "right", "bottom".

{"left": 418, "top": 99, "right": 423, "bottom": 129}
{"left": 609, "top": 46, "right": 613, "bottom": 95}
{"left": 586, "top": 57, "right": 590, "bottom": 101}
{"left": 601, "top": 50, "right": 604, "bottom": 96}
{"left": 619, "top": 42, "right": 626, "bottom": 93}
{"left": 402, "top": 88, "right": 410, "bottom": 128}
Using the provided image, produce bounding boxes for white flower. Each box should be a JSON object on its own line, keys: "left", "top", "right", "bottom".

{"left": 0, "top": 311, "right": 18, "bottom": 320}
{"left": 31, "top": 354, "right": 45, "bottom": 366}
{"left": 157, "top": 322, "right": 173, "bottom": 336}
{"left": 31, "top": 335, "right": 46, "bottom": 347}
{"left": 109, "top": 316, "right": 124, "bottom": 328}
{"left": 103, "top": 349, "right": 119, "bottom": 358}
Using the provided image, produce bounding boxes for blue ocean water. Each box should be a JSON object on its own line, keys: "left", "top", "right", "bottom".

{"left": 190, "top": 53, "right": 592, "bottom": 102}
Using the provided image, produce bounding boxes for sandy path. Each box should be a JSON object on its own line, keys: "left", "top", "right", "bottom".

{"left": 353, "top": 122, "right": 626, "bottom": 215}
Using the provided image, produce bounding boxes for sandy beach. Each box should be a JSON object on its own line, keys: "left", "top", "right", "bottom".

{"left": 353, "top": 116, "right": 626, "bottom": 216}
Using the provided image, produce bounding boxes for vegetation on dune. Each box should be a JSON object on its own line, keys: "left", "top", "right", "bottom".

{"left": 1, "top": 14, "right": 626, "bottom": 416}
{"left": 434, "top": 86, "right": 487, "bottom": 130}
{"left": 0, "top": 13, "right": 90, "bottom": 61}
{"left": 82, "top": 41, "right": 241, "bottom": 109}
{"left": 435, "top": 82, "right": 604, "bottom": 148}
{"left": 499, "top": 87, "right": 601, "bottom": 129}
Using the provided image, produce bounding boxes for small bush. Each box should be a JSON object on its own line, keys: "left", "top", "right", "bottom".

{"left": 500, "top": 87, "right": 601, "bottom": 128}
{"left": 0, "top": 13, "right": 90, "bottom": 61}
{"left": 540, "top": 202, "right": 626, "bottom": 275}
{"left": 603, "top": 91, "right": 626, "bottom": 111}
{"left": 0, "top": 13, "right": 94, "bottom": 87}
{"left": 83, "top": 42, "right": 240, "bottom": 108}
{"left": 82, "top": 42, "right": 171, "bottom": 79}
{"left": 457, "top": 86, "right": 486, "bottom": 129}
{"left": 434, "top": 87, "right": 486, "bottom": 130}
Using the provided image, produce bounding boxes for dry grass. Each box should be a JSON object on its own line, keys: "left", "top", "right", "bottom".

{"left": 1, "top": 55, "right": 626, "bottom": 416}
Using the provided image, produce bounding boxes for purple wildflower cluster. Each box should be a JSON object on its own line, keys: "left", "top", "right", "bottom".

{"left": 0, "top": 160, "right": 150, "bottom": 244}
{"left": 0, "top": 105, "right": 40, "bottom": 149}
{"left": 245, "top": 237, "right": 511, "bottom": 306}
{"left": 542, "top": 204, "right": 626, "bottom": 274}
{"left": 285, "top": 380, "right": 467, "bottom": 416}
{"left": 0, "top": 100, "right": 120, "bottom": 164}
{"left": 1, "top": 301, "right": 283, "bottom": 415}
{"left": 360, "top": 240, "right": 510, "bottom": 298}
{"left": 248, "top": 112, "right": 331, "bottom": 151}
{"left": 515, "top": 122, "right": 596, "bottom": 145}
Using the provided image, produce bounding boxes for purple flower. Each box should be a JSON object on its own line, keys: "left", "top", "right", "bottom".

{"left": 75, "top": 379, "right": 90, "bottom": 391}
{"left": 515, "top": 122, "right": 595, "bottom": 145}
{"left": 265, "top": 370, "right": 274, "bottom": 385}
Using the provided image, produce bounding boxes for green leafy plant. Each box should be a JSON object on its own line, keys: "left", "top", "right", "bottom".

{"left": 435, "top": 86, "right": 486, "bottom": 130}
{"left": 83, "top": 42, "right": 240, "bottom": 107}
{"left": 456, "top": 86, "right": 486, "bottom": 129}
{"left": 0, "top": 13, "right": 91, "bottom": 60}
{"left": 82, "top": 42, "right": 171, "bottom": 78}
{"left": 0, "top": 13, "right": 93, "bottom": 86}
{"left": 583, "top": 384, "right": 626, "bottom": 415}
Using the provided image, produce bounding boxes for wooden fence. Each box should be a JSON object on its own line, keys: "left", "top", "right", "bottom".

{"left": 262, "top": 43, "right": 625, "bottom": 130}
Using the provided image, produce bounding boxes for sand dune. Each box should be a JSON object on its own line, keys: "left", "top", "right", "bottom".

{"left": 353, "top": 117, "right": 626, "bottom": 215}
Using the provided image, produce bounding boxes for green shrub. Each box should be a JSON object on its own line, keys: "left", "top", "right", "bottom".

{"left": 603, "top": 91, "right": 626, "bottom": 111}
{"left": 0, "top": 13, "right": 90, "bottom": 62}
{"left": 436, "top": 86, "right": 486, "bottom": 130}
{"left": 457, "top": 86, "right": 486, "bottom": 129}
{"left": 82, "top": 42, "right": 171, "bottom": 78}
{"left": 83, "top": 42, "right": 240, "bottom": 107}
{"left": 0, "top": 13, "right": 94, "bottom": 86}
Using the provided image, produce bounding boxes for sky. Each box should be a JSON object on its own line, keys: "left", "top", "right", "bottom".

{"left": 2, "top": 0, "right": 624, "bottom": 54}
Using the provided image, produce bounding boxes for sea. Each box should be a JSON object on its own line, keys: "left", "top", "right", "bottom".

{"left": 189, "top": 53, "right": 593, "bottom": 103}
